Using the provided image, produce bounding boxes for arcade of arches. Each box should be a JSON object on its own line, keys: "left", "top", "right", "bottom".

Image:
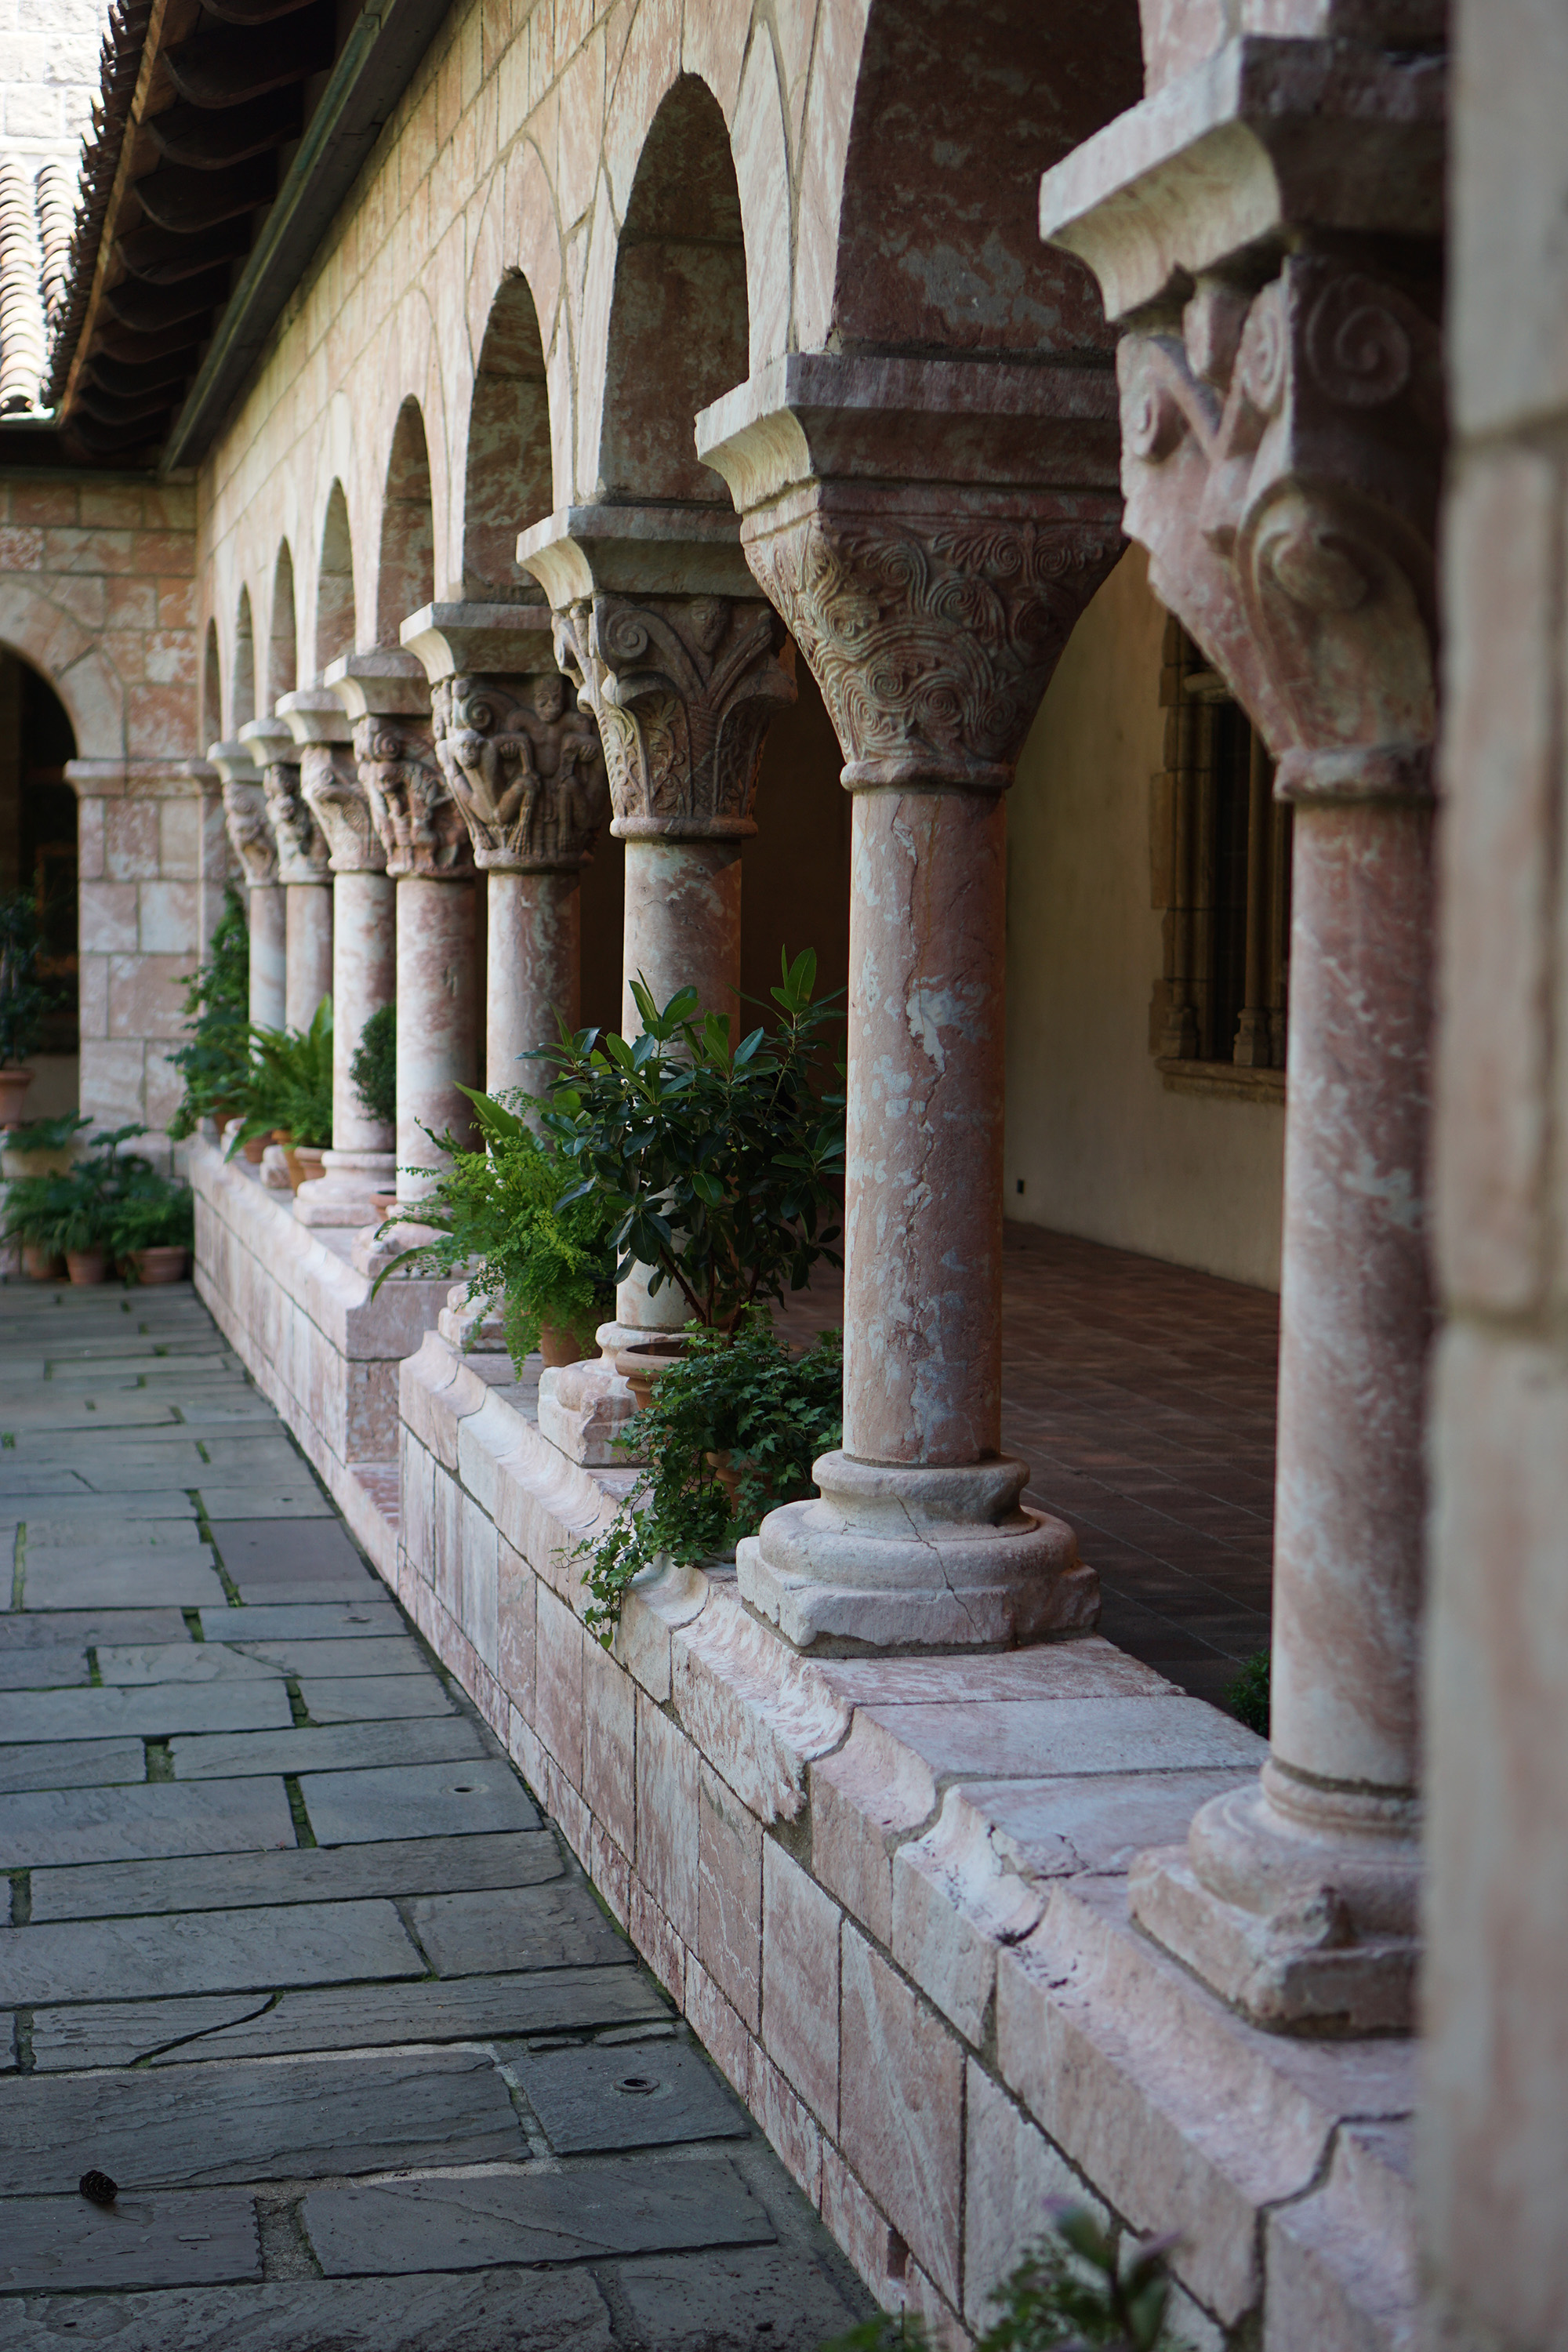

{"left": 2, "top": 2, "right": 1561, "bottom": 2348}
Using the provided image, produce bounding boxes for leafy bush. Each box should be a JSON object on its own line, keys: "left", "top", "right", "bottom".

{"left": 111, "top": 1178, "right": 194, "bottom": 1260}
{"left": 225, "top": 998, "right": 334, "bottom": 1155}
{"left": 167, "top": 890, "right": 250, "bottom": 1140}
{"left": 0, "top": 891, "right": 46, "bottom": 1069}
{"left": 539, "top": 948, "right": 844, "bottom": 1333}
{"left": 350, "top": 1001, "right": 397, "bottom": 1128}
{"left": 580, "top": 1316, "right": 842, "bottom": 1644}
{"left": 1225, "top": 1650, "right": 1270, "bottom": 1737}
{"left": 2, "top": 1126, "right": 158, "bottom": 1256}
{"left": 822, "top": 2206, "right": 1185, "bottom": 2352}
{"left": 2, "top": 1111, "right": 89, "bottom": 1156}
{"left": 372, "top": 1087, "right": 618, "bottom": 1370}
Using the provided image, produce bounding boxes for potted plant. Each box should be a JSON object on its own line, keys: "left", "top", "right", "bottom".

{"left": 225, "top": 998, "right": 334, "bottom": 1186}
{"left": 373, "top": 1087, "right": 619, "bottom": 1371}
{"left": 166, "top": 890, "right": 251, "bottom": 1141}
{"left": 112, "top": 1176, "right": 195, "bottom": 1283}
{"left": 1, "top": 1110, "right": 89, "bottom": 1181}
{"left": 4, "top": 1125, "right": 157, "bottom": 1284}
{"left": 0, "top": 892, "right": 47, "bottom": 1128}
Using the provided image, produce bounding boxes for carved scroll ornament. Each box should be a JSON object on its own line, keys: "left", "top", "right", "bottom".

{"left": 300, "top": 743, "right": 387, "bottom": 876}
{"left": 432, "top": 673, "right": 611, "bottom": 873}
{"left": 352, "top": 713, "right": 474, "bottom": 880}
{"left": 260, "top": 759, "right": 332, "bottom": 885}
{"left": 1117, "top": 252, "right": 1441, "bottom": 800}
{"left": 551, "top": 592, "right": 795, "bottom": 841}
{"left": 221, "top": 778, "right": 278, "bottom": 888}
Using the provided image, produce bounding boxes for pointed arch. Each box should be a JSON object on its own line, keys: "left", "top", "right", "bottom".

{"left": 376, "top": 400, "right": 434, "bottom": 644}
{"left": 316, "top": 481, "right": 356, "bottom": 673}
{"left": 201, "top": 621, "right": 221, "bottom": 748}
{"left": 463, "top": 274, "right": 552, "bottom": 598}
{"left": 233, "top": 588, "right": 256, "bottom": 732}
{"left": 267, "top": 542, "right": 297, "bottom": 708}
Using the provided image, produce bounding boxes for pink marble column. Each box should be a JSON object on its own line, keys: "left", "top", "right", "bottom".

{"left": 280, "top": 687, "right": 396, "bottom": 1227}
{"left": 238, "top": 713, "right": 333, "bottom": 1032}
{"left": 1041, "top": 53, "right": 1442, "bottom": 2024}
{"left": 486, "top": 867, "right": 580, "bottom": 1084}
{"left": 697, "top": 356, "right": 1123, "bottom": 1646}
{"left": 619, "top": 837, "right": 739, "bottom": 1040}
{"left": 209, "top": 739, "right": 285, "bottom": 1032}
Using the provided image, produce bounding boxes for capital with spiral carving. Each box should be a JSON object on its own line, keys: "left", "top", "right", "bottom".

{"left": 300, "top": 743, "right": 387, "bottom": 875}
{"left": 352, "top": 713, "right": 474, "bottom": 880}
{"left": 1116, "top": 252, "right": 1440, "bottom": 800}
{"left": 221, "top": 779, "right": 278, "bottom": 889}
{"left": 550, "top": 592, "right": 795, "bottom": 841}
{"left": 432, "top": 672, "right": 611, "bottom": 873}
{"left": 260, "top": 757, "right": 332, "bottom": 885}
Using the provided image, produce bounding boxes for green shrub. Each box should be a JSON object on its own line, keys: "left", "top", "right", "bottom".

{"left": 2, "top": 1126, "right": 158, "bottom": 1257}
{"left": 111, "top": 1179, "right": 195, "bottom": 1260}
{"left": 2, "top": 1111, "right": 89, "bottom": 1155}
{"left": 579, "top": 1316, "right": 842, "bottom": 1644}
{"left": 1225, "top": 1650, "right": 1270, "bottom": 1737}
{"left": 0, "top": 891, "right": 46, "bottom": 1069}
{"left": 226, "top": 998, "right": 334, "bottom": 1155}
{"left": 167, "top": 890, "right": 250, "bottom": 1140}
{"left": 372, "top": 1086, "right": 618, "bottom": 1370}
{"left": 350, "top": 1001, "right": 397, "bottom": 1128}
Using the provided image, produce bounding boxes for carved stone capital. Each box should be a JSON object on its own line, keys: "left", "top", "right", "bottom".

{"left": 1116, "top": 252, "right": 1440, "bottom": 795}
{"left": 351, "top": 712, "right": 474, "bottom": 880}
{"left": 260, "top": 756, "right": 333, "bottom": 885}
{"left": 551, "top": 593, "right": 795, "bottom": 842}
{"left": 220, "top": 776, "right": 278, "bottom": 888}
{"left": 431, "top": 671, "right": 611, "bottom": 873}
{"left": 300, "top": 743, "right": 387, "bottom": 875}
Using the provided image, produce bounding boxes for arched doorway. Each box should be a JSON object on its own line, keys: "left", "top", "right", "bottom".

{"left": 0, "top": 652, "right": 79, "bottom": 1109}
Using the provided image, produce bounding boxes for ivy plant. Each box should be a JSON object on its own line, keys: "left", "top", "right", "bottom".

{"left": 166, "top": 888, "right": 250, "bottom": 1139}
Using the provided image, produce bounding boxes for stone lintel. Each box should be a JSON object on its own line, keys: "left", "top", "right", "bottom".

{"left": 237, "top": 713, "right": 297, "bottom": 768}
{"left": 401, "top": 601, "right": 556, "bottom": 686}
{"left": 516, "top": 502, "right": 757, "bottom": 608}
{"left": 276, "top": 687, "right": 354, "bottom": 749}
{"left": 205, "top": 742, "right": 262, "bottom": 789}
{"left": 324, "top": 648, "right": 431, "bottom": 723}
{"left": 1038, "top": 34, "right": 1446, "bottom": 320}
{"left": 64, "top": 757, "right": 220, "bottom": 800}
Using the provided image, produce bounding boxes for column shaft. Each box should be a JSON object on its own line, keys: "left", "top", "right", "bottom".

{"left": 332, "top": 869, "right": 396, "bottom": 1154}
{"left": 620, "top": 838, "right": 742, "bottom": 1036}
{"left": 396, "top": 875, "right": 478, "bottom": 1202}
{"left": 249, "top": 884, "right": 285, "bottom": 1030}
{"left": 488, "top": 869, "right": 581, "bottom": 1095}
{"left": 284, "top": 881, "right": 333, "bottom": 1031}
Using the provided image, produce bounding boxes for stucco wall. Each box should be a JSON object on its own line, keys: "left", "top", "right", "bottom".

{"left": 1004, "top": 545, "right": 1285, "bottom": 1292}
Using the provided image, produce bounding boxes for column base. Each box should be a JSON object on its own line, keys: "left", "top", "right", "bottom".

{"left": 294, "top": 1149, "right": 396, "bottom": 1228}
{"left": 736, "top": 1451, "right": 1097, "bottom": 1653}
{"left": 536, "top": 1322, "right": 648, "bottom": 1466}
{"left": 1127, "top": 1767, "right": 1420, "bottom": 2034}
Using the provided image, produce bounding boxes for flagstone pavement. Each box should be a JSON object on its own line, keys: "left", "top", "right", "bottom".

{"left": 0, "top": 1280, "right": 872, "bottom": 2350}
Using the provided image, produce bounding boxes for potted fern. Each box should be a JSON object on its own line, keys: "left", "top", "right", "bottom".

{"left": 112, "top": 1174, "right": 195, "bottom": 1283}
{"left": 225, "top": 999, "right": 334, "bottom": 1186}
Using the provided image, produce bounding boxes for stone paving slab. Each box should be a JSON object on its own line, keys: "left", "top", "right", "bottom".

{"left": 147, "top": 1965, "right": 669, "bottom": 2061}
{"left": 30, "top": 1830, "right": 560, "bottom": 1920}
{"left": 93, "top": 1643, "right": 285, "bottom": 1685}
{"left": 0, "top": 1739, "right": 149, "bottom": 1795}
{"left": 0, "top": 1896, "right": 424, "bottom": 2002}
{"left": 200, "top": 1601, "right": 402, "bottom": 1639}
{"left": 302, "top": 2154, "right": 775, "bottom": 2275}
{"left": 6, "top": 1497, "right": 205, "bottom": 1530}
{"left": 0, "top": 1685, "right": 294, "bottom": 1743}
{"left": 230, "top": 1633, "right": 426, "bottom": 1675}
{"left": 0, "top": 1653, "right": 87, "bottom": 1690}
{"left": 20, "top": 1520, "right": 204, "bottom": 1548}
{"left": 23, "top": 1557, "right": 227, "bottom": 1611}
{"left": 0, "top": 2270, "right": 615, "bottom": 2350}
{"left": 298, "top": 1675, "right": 456, "bottom": 1723}
{"left": 172, "top": 1718, "right": 487, "bottom": 1780}
{"left": 407, "top": 1883, "right": 629, "bottom": 1976}
{"left": 0, "top": 1777, "right": 296, "bottom": 1867}
{"left": 0, "top": 1610, "right": 190, "bottom": 1650}
{"left": 514, "top": 2039, "right": 750, "bottom": 2154}
{"left": 27, "top": 1994, "right": 273, "bottom": 2070}
{"left": 196, "top": 1487, "right": 339, "bottom": 1519}
{"left": 207, "top": 1522, "right": 372, "bottom": 1584}
{"left": 0, "top": 2188, "right": 262, "bottom": 2294}
{"left": 0, "top": 2049, "right": 524, "bottom": 2191}
{"left": 296, "top": 1758, "right": 539, "bottom": 1841}
{"left": 615, "top": 2246, "right": 869, "bottom": 2351}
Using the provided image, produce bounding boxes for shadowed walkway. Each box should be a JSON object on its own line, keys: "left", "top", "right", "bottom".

{"left": 0, "top": 1280, "right": 868, "bottom": 2349}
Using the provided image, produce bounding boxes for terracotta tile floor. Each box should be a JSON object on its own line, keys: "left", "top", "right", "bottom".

{"left": 775, "top": 1222, "right": 1277, "bottom": 1713}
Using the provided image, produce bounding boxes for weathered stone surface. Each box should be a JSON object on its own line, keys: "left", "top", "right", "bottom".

{"left": 30, "top": 1829, "right": 560, "bottom": 1920}
{"left": 298, "top": 1759, "right": 539, "bottom": 1843}
{"left": 963, "top": 2059, "right": 1103, "bottom": 2335}
{"left": 612, "top": 2246, "right": 866, "bottom": 2352}
{"left": 406, "top": 1881, "right": 629, "bottom": 1975}
{"left": 761, "top": 1841, "right": 840, "bottom": 2131}
{"left": 172, "top": 1717, "right": 486, "bottom": 1780}
{"left": 0, "top": 1737, "right": 147, "bottom": 1795}
{"left": 840, "top": 1924, "right": 964, "bottom": 2308}
{"left": 302, "top": 2154, "right": 775, "bottom": 2274}
{"left": 23, "top": 1555, "right": 227, "bottom": 1610}
{"left": 198, "top": 1486, "right": 338, "bottom": 1520}
{"left": 0, "top": 1651, "right": 89, "bottom": 1689}
{"left": 206, "top": 1519, "right": 377, "bottom": 1592}
{"left": 0, "top": 1684, "right": 294, "bottom": 1742}
{"left": 155, "top": 1965, "right": 673, "bottom": 2060}
{"left": 230, "top": 1635, "right": 425, "bottom": 1676}
{"left": 93, "top": 1643, "right": 285, "bottom": 1685}
{"left": 0, "top": 1610, "right": 189, "bottom": 1651}
{"left": 815, "top": 1639, "right": 1175, "bottom": 1707}
{"left": 0, "top": 2188, "right": 261, "bottom": 2294}
{"left": 0, "top": 2269, "right": 614, "bottom": 2350}
{"left": 943, "top": 1770, "right": 1271, "bottom": 1881}
{"left": 858, "top": 1696, "right": 1264, "bottom": 1781}
{"left": 199, "top": 1602, "right": 404, "bottom": 1641}
{"left": 0, "top": 1778, "right": 296, "bottom": 1867}
{"left": 298, "top": 1674, "right": 457, "bottom": 1722}
{"left": 514, "top": 2038, "right": 749, "bottom": 2153}
{"left": 31, "top": 1994, "right": 272, "bottom": 2070}
{"left": 0, "top": 1896, "right": 423, "bottom": 2002}
{"left": 0, "top": 2049, "right": 523, "bottom": 2191}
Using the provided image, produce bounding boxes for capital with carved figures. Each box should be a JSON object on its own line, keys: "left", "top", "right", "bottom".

{"left": 238, "top": 713, "right": 332, "bottom": 886}
{"left": 324, "top": 649, "right": 473, "bottom": 882}
{"left": 279, "top": 687, "right": 387, "bottom": 877}
{"left": 209, "top": 740, "right": 277, "bottom": 889}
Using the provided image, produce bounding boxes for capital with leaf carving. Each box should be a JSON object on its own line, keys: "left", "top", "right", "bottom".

{"left": 238, "top": 714, "right": 332, "bottom": 885}
{"left": 325, "top": 649, "right": 473, "bottom": 882}
{"left": 209, "top": 741, "right": 277, "bottom": 889}
{"left": 279, "top": 686, "right": 387, "bottom": 877}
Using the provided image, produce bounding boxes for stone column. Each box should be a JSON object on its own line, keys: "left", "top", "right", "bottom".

{"left": 325, "top": 651, "right": 478, "bottom": 1214}
{"left": 400, "top": 602, "right": 610, "bottom": 1096}
{"left": 209, "top": 739, "right": 285, "bottom": 1031}
{"left": 237, "top": 713, "right": 333, "bottom": 1032}
{"left": 1040, "top": 28, "right": 1443, "bottom": 2028}
{"left": 698, "top": 354, "right": 1122, "bottom": 1649}
{"left": 515, "top": 506, "right": 797, "bottom": 1454}
{"left": 277, "top": 688, "right": 396, "bottom": 1228}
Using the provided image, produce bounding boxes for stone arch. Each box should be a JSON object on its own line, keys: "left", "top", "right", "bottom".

{"left": 597, "top": 74, "right": 748, "bottom": 505}
{"left": 234, "top": 586, "right": 256, "bottom": 731}
{"left": 376, "top": 397, "right": 435, "bottom": 644}
{"left": 827, "top": 0, "right": 1142, "bottom": 358}
{"left": 463, "top": 273, "right": 553, "bottom": 599}
{"left": 201, "top": 621, "right": 221, "bottom": 747}
{"left": 267, "top": 540, "right": 297, "bottom": 708}
{"left": 316, "top": 482, "right": 355, "bottom": 673}
{"left": 0, "top": 573, "right": 125, "bottom": 760}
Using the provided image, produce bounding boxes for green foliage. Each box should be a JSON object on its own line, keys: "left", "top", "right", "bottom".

{"left": 539, "top": 947, "right": 845, "bottom": 1333}
{"left": 1225, "top": 1650, "right": 1270, "bottom": 1737}
{"left": 167, "top": 891, "right": 251, "bottom": 1139}
{"left": 820, "top": 2208, "right": 1185, "bottom": 2352}
{"left": 111, "top": 1179, "right": 194, "bottom": 1260}
{"left": 350, "top": 1001, "right": 397, "bottom": 1129}
{"left": 2, "top": 1111, "right": 89, "bottom": 1154}
{"left": 0, "top": 891, "right": 46, "bottom": 1068}
{"left": 372, "top": 1087, "right": 619, "bottom": 1371}
{"left": 226, "top": 998, "right": 335, "bottom": 1154}
{"left": 2, "top": 1126, "right": 158, "bottom": 1256}
{"left": 580, "top": 1316, "right": 842, "bottom": 1646}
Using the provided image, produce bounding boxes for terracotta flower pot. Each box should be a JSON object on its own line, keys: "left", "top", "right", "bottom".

{"left": 285, "top": 1144, "right": 326, "bottom": 1192}
{"left": 65, "top": 1248, "right": 107, "bottom": 1287}
{"left": 0, "top": 1067, "right": 34, "bottom": 1127}
{"left": 241, "top": 1134, "right": 268, "bottom": 1166}
{"left": 705, "top": 1450, "right": 771, "bottom": 1515}
{"left": 369, "top": 1191, "right": 400, "bottom": 1218}
{"left": 615, "top": 1338, "right": 688, "bottom": 1414}
{"left": 22, "top": 1244, "right": 63, "bottom": 1280}
{"left": 539, "top": 1321, "right": 587, "bottom": 1369}
{"left": 132, "top": 1245, "right": 188, "bottom": 1285}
